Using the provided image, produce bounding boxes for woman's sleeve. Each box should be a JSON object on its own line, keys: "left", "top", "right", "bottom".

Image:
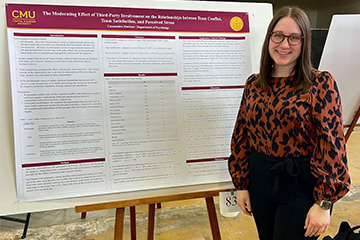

{"left": 228, "top": 75, "right": 254, "bottom": 190}
{"left": 310, "top": 71, "right": 351, "bottom": 203}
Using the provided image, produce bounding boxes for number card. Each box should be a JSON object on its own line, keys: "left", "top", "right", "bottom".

{"left": 219, "top": 190, "right": 241, "bottom": 217}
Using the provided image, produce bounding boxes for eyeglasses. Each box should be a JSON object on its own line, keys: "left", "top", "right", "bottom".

{"left": 270, "top": 32, "right": 304, "bottom": 46}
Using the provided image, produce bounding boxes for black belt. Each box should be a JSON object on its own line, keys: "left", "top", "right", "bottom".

{"left": 252, "top": 151, "right": 311, "bottom": 196}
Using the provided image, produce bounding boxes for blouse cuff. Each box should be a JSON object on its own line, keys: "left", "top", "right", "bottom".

{"left": 313, "top": 174, "right": 349, "bottom": 203}
{"left": 232, "top": 176, "right": 249, "bottom": 190}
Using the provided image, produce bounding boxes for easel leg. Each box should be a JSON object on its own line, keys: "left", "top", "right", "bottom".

{"left": 130, "top": 206, "right": 136, "bottom": 240}
{"left": 147, "top": 203, "right": 156, "bottom": 240}
{"left": 0, "top": 212, "right": 32, "bottom": 239}
{"left": 114, "top": 207, "right": 125, "bottom": 240}
{"left": 21, "top": 213, "right": 31, "bottom": 239}
{"left": 345, "top": 105, "right": 360, "bottom": 143}
{"left": 205, "top": 197, "right": 221, "bottom": 240}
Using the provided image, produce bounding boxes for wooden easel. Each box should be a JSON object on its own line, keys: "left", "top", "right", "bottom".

{"left": 344, "top": 104, "right": 360, "bottom": 143}
{"left": 75, "top": 189, "right": 230, "bottom": 240}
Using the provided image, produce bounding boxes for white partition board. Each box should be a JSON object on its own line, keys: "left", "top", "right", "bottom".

{"left": 319, "top": 14, "right": 360, "bottom": 126}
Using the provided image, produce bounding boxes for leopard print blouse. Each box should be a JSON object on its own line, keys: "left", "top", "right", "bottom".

{"left": 228, "top": 70, "right": 350, "bottom": 202}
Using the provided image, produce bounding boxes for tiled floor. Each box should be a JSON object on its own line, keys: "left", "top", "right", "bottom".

{"left": 1, "top": 128, "right": 359, "bottom": 240}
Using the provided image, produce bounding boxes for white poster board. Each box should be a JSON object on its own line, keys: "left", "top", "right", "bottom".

{"left": 319, "top": 14, "right": 360, "bottom": 126}
{"left": 0, "top": 0, "right": 272, "bottom": 215}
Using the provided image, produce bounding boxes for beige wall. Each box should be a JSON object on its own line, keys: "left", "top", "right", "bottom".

{"left": 271, "top": 0, "right": 318, "bottom": 27}
{"left": 234, "top": 0, "right": 318, "bottom": 27}
{"left": 234, "top": 0, "right": 360, "bottom": 28}
{"left": 316, "top": 0, "right": 360, "bottom": 28}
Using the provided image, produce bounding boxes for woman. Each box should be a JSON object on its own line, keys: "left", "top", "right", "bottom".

{"left": 228, "top": 6, "right": 350, "bottom": 240}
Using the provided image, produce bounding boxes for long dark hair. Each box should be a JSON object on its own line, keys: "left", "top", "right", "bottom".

{"left": 256, "top": 6, "right": 313, "bottom": 93}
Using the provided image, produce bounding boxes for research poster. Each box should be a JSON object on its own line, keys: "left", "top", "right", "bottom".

{"left": 6, "top": 3, "right": 252, "bottom": 201}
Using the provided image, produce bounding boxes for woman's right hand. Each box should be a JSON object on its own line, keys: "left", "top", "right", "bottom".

{"left": 237, "top": 190, "right": 252, "bottom": 216}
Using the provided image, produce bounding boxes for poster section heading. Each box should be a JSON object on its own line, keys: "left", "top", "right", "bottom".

{"left": 6, "top": 3, "right": 249, "bottom": 33}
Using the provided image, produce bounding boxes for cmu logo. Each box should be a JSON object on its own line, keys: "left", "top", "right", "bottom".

{"left": 12, "top": 10, "right": 36, "bottom": 19}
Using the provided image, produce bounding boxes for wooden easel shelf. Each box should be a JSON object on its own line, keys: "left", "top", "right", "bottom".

{"left": 75, "top": 189, "right": 231, "bottom": 240}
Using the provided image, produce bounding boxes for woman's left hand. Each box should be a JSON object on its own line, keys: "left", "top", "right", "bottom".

{"left": 304, "top": 204, "right": 331, "bottom": 237}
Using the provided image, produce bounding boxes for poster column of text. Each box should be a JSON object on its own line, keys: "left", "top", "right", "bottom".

{"left": 13, "top": 33, "right": 106, "bottom": 200}
{"left": 179, "top": 36, "right": 250, "bottom": 182}
{"left": 102, "top": 35, "right": 184, "bottom": 191}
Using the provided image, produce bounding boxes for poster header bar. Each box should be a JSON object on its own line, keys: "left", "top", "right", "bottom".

{"left": 6, "top": 3, "right": 249, "bottom": 33}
